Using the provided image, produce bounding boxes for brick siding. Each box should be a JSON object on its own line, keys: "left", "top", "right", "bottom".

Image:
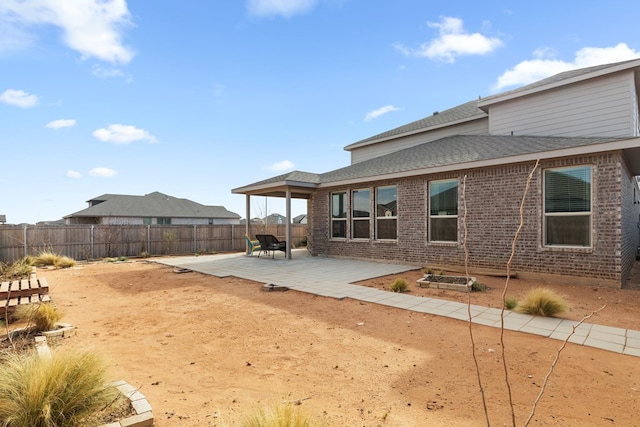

{"left": 308, "top": 153, "right": 635, "bottom": 288}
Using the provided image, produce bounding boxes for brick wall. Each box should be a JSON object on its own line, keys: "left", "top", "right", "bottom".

{"left": 308, "top": 153, "right": 632, "bottom": 287}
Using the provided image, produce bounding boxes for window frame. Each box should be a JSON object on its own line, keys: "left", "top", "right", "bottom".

{"left": 428, "top": 178, "right": 458, "bottom": 243}
{"left": 543, "top": 165, "right": 592, "bottom": 248}
{"left": 351, "top": 188, "right": 371, "bottom": 240}
{"left": 330, "top": 191, "right": 347, "bottom": 239}
{"left": 375, "top": 185, "right": 397, "bottom": 240}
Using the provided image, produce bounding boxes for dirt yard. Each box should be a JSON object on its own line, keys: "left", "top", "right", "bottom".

{"left": 31, "top": 258, "right": 640, "bottom": 426}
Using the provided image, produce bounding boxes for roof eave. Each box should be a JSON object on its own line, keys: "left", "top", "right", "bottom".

{"left": 322, "top": 137, "right": 640, "bottom": 188}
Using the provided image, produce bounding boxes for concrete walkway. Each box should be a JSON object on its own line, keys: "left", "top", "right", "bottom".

{"left": 156, "top": 249, "right": 640, "bottom": 358}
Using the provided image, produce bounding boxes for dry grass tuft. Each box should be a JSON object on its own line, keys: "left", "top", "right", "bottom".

{"left": 0, "top": 347, "right": 117, "bottom": 427}
{"left": 240, "top": 402, "right": 323, "bottom": 427}
{"left": 514, "top": 287, "right": 569, "bottom": 317}
{"left": 14, "top": 303, "right": 62, "bottom": 333}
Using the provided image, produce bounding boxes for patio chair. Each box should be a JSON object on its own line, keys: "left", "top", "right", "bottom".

{"left": 244, "top": 234, "right": 261, "bottom": 256}
{"left": 255, "top": 234, "right": 286, "bottom": 259}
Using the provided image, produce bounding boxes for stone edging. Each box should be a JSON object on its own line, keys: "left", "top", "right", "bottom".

{"left": 100, "top": 380, "right": 154, "bottom": 427}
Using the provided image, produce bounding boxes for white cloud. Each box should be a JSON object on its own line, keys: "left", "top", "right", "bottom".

{"left": 0, "top": 89, "right": 38, "bottom": 108}
{"left": 268, "top": 160, "right": 295, "bottom": 171}
{"left": 493, "top": 43, "right": 640, "bottom": 91}
{"left": 247, "top": 0, "right": 317, "bottom": 18}
{"left": 92, "top": 124, "right": 157, "bottom": 144}
{"left": 66, "top": 170, "right": 82, "bottom": 179}
{"left": 0, "top": 0, "right": 135, "bottom": 64}
{"left": 89, "top": 167, "right": 117, "bottom": 177}
{"left": 364, "top": 105, "right": 400, "bottom": 122}
{"left": 91, "top": 64, "right": 125, "bottom": 78}
{"left": 394, "top": 16, "right": 503, "bottom": 63}
{"left": 46, "top": 119, "right": 76, "bottom": 129}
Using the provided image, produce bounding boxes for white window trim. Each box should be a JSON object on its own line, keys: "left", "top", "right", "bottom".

{"left": 428, "top": 178, "right": 458, "bottom": 243}
{"left": 351, "top": 188, "right": 371, "bottom": 240}
{"left": 542, "top": 165, "right": 593, "bottom": 248}
{"left": 330, "top": 191, "right": 347, "bottom": 240}
{"left": 375, "top": 185, "right": 397, "bottom": 241}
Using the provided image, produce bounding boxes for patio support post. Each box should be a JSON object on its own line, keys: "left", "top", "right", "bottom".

{"left": 245, "top": 194, "right": 251, "bottom": 255}
{"left": 286, "top": 187, "right": 292, "bottom": 259}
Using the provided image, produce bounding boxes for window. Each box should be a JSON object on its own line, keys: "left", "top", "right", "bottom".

{"left": 157, "top": 217, "right": 171, "bottom": 225}
{"left": 331, "top": 192, "right": 347, "bottom": 238}
{"left": 352, "top": 189, "right": 370, "bottom": 239}
{"left": 376, "top": 186, "right": 397, "bottom": 240}
{"left": 544, "top": 165, "right": 591, "bottom": 246}
{"left": 429, "top": 179, "right": 458, "bottom": 242}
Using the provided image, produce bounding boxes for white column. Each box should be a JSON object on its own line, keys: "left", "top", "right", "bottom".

{"left": 286, "top": 187, "right": 292, "bottom": 259}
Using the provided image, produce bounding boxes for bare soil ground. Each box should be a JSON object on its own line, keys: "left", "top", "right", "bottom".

{"left": 28, "top": 259, "right": 640, "bottom": 426}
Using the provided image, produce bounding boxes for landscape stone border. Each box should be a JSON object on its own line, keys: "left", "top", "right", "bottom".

{"left": 100, "top": 380, "right": 154, "bottom": 427}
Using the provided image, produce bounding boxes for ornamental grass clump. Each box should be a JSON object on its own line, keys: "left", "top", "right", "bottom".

{"left": 240, "top": 401, "right": 322, "bottom": 427}
{"left": 0, "top": 347, "right": 117, "bottom": 427}
{"left": 390, "top": 278, "right": 409, "bottom": 293}
{"left": 514, "top": 287, "right": 569, "bottom": 317}
{"left": 14, "top": 303, "right": 62, "bottom": 333}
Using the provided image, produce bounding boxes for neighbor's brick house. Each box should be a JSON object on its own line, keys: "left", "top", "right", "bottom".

{"left": 233, "top": 59, "right": 640, "bottom": 288}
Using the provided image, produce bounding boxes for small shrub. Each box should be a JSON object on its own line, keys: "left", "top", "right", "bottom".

{"left": 14, "top": 303, "right": 62, "bottom": 333}
{"left": 423, "top": 266, "right": 433, "bottom": 275}
{"left": 470, "top": 281, "right": 486, "bottom": 292}
{"left": 390, "top": 278, "right": 409, "bottom": 293}
{"left": 504, "top": 296, "right": 518, "bottom": 310}
{"left": 438, "top": 270, "right": 446, "bottom": 276}
{"left": 240, "top": 401, "right": 322, "bottom": 427}
{"left": 139, "top": 251, "right": 150, "bottom": 258}
{"left": 0, "top": 347, "right": 118, "bottom": 427}
{"left": 514, "top": 287, "right": 569, "bottom": 317}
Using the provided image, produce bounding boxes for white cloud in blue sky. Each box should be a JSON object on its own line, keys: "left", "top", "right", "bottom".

{"left": 246, "top": 0, "right": 317, "bottom": 17}
{"left": 0, "top": 0, "right": 134, "bottom": 64}
{"left": 66, "top": 170, "right": 82, "bottom": 179}
{"left": 0, "top": 89, "right": 38, "bottom": 107}
{"left": 364, "top": 105, "right": 401, "bottom": 122}
{"left": 92, "top": 124, "right": 157, "bottom": 144}
{"left": 46, "top": 119, "right": 76, "bottom": 129}
{"left": 89, "top": 167, "right": 118, "bottom": 178}
{"left": 268, "top": 160, "right": 295, "bottom": 171}
{"left": 394, "top": 16, "right": 503, "bottom": 63}
{"left": 493, "top": 42, "right": 640, "bottom": 91}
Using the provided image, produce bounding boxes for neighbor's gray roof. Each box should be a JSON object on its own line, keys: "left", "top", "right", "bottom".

{"left": 66, "top": 191, "right": 240, "bottom": 219}
{"left": 236, "top": 135, "right": 630, "bottom": 193}
{"left": 345, "top": 100, "right": 486, "bottom": 149}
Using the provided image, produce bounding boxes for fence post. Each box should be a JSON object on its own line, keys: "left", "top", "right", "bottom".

{"left": 147, "top": 225, "right": 151, "bottom": 255}
{"left": 23, "top": 225, "right": 27, "bottom": 258}
{"left": 90, "top": 225, "right": 94, "bottom": 259}
{"left": 193, "top": 224, "right": 197, "bottom": 254}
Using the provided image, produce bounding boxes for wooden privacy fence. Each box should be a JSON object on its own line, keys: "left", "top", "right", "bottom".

{"left": 0, "top": 224, "right": 308, "bottom": 264}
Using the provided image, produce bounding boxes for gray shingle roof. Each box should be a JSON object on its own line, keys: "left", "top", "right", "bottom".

{"left": 234, "top": 135, "right": 629, "bottom": 193}
{"left": 66, "top": 191, "right": 240, "bottom": 219}
{"left": 345, "top": 100, "right": 486, "bottom": 149}
{"left": 321, "top": 135, "right": 624, "bottom": 183}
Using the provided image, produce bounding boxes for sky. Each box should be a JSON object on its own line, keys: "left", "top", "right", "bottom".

{"left": 2, "top": 0, "right": 640, "bottom": 224}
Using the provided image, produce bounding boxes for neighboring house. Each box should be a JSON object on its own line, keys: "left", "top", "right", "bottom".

{"left": 233, "top": 59, "right": 640, "bottom": 288}
{"left": 65, "top": 192, "right": 241, "bottom": 225}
